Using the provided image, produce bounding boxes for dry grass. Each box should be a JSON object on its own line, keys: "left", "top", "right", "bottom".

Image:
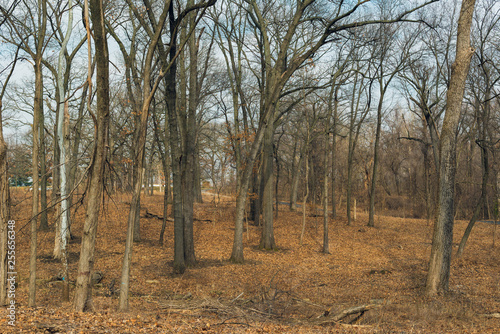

{"left": 1, "top": 188, "right": 499, "bottom": 333}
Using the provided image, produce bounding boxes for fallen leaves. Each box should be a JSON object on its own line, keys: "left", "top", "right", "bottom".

{"left": 1, "top": 189, "right": 499, "bottom": 333}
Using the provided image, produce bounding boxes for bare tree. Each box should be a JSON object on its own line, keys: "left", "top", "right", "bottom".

{"left": 30, "top": 0, "right": 47, "bottom": 307}
{"left": 73, "top": 0, "right": 110, "bottom": 311}
{"left": 426, "top": 0, "right": 476, "bottom": 296}
{"left": 367, "top": 14, "right": 412, "bottom": 227}
{"left": 228, "top": 0, "right": 438, "bottom": 262}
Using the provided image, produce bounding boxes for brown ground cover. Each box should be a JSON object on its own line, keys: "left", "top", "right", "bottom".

{"left": 1, "top": 189, "right": 499, "bottom": 333}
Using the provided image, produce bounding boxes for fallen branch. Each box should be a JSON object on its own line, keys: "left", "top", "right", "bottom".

{"left": 144, "top": 209, "right": 211, "bottom": 222}
{"left": 314, "top": 303, "right": 382, "bottom": 325}
{"left": 158, "top": 297, "right": 382, "bottom": 326}
{"left": 292, "top": 297, "right": 325, "bottom": 308}
{"left": 144, "top": 210, "right": 173, "bottom": 221}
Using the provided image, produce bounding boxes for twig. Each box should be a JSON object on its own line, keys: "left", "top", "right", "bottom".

{"left": 231, "top": 292, "right": 244, "bottom": 303}
{"left": 212, "top": 317, "right": 252, "bottom": 328}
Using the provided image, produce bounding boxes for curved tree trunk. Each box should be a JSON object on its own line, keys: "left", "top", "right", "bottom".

{"left": 426, "top": 0, "right": 476, "bottom": 296}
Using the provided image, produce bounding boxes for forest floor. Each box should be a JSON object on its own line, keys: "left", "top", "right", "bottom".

{"left": 1, "top": 188, "right": 499, "bottom": 333}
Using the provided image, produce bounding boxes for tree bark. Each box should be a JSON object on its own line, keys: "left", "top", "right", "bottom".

{"left": 368, "top": 93, "right": 384, "bottom": 227}
{"left": 323, "top": 96, "right": 331, "bottom": 254}
{"left": 152, "top": 107, "right": 170, "bottom": 246}
{"left": 181, "top": 0, "right": 198, "bottom": 266}
{"left": 331, "top": 87, "right": 339, "bottom": 218}
{"left": 166, "top": 1, "right": 185, "bottom": 274}
{"left": 194, "top": 146, "right": 203, "bottom": 203}
{"left": 289, "top": 141, "right": 301, "bottom": 212}
{"left": 426, "top": 0, "right": 476, "bottom": 296}
{"left": 54, "top": 3, "right": 73, "bottom": 303}
{"left": 230, "top": 116, "right": 269, "bottom": 262}
{"left": 39, "top": 109, "right": 48, "bottom": 231}
{"left": 250, "top": 164, "right": 262, "bottom": 225}
{"left": 259, "top": 122, "right": 276, "bottom": 250}
{"left": 28, "top": 0, "right": 47, "bottom": 305}
{"left": 73, "top": 0, "right": 109, "bottom": 311}
{"left": 300, "top": 127, "right": 310, "bottom": 246}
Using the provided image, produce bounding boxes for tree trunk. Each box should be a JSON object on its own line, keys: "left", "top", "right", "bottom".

{"left": 323, "top": 152, "right": 329, "bottom": 253}
{"left": 230, "top": 110, "right": 271, "bottom": 263}
{"left": 120, "top": 1, "right": 170, "bottom": 310}
{"left": 194, "top": 146, "right": 203, "bottom": 203}
{"left": 274, "top": 143, "right": 280, "bottom": 219}
{"left": 181, "top": 1, "right": 198, "bottom": 266}
{"left": 39, "top": 110, "right": 48, "bottom": 231}
{"left": 323, "top": 93, "right": 332, "bottom": 253}
{"left": 52, "top": 114, "right": 60, "bottom": 211}
{"left": 0, "top": 100, "right": 10, "bottom": 306}
{"left": 0, "top": 48, "right": 19, "bottom": 307}
{"left": 300, "top": 158, "right": 310, "bottom": 245}
{"left": 73, "top": 0, "right": 109, "bottom": 311}
{"left": 166, "top": 3, "right": 185, "bottom": 274}
{"left": 29, "top": 50, "right": 43, "bottom": 309}
{"left": 60, "top": 100, "right": 71, "bottom": 301}
{"left": 144, "top": 165, "right": 150, "bottom": 196}
{"left": 132, "top": 162, "right": 142, "bottom": 242}
{"left": 54, "top": 6, "right": 73, "bottom": 295}
{"left": 426, "top": 0, "right": 476, "bottom": 296}
{"left": 330, "top": 87, "right": 339, "bottom": 218}
{"left": 69, "top": 75, "right": 89, "bottom": 200}
{"left": 300, "top": 127, "right": 310, "bottom": 246}
{"left": 457, "top": 100, "right": 490, "bottom": 257}
{"left": 346, "top": 77, "right": 358, "bottom": 227}
{"left": 259, "top": 122, "right": 275, "bottom": 250}
{"left": 289, "top": 141, "right": 301, "bottom": 212}
{"left": 346, "top": 143, "right": 354, "bottom": 226}
{"left": 346, "top": 72, "right": 370, "bottom": 226}
{"left": 368, "top": 93, "right": 384, "bottom": 227}
{"left": 159, "top": 172, "right": 169, "bottom": 245}
{"left": 250, "top": 163, "right": 262, "bottom": 225}
{"left": 155, "top": 113, "right": 170, "bottom": 245}
{"left": 421, "top": 118, "right": 433, "bottom": 223}
{"left": 119, "top": 155, "right": 143, "bottom": 311}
